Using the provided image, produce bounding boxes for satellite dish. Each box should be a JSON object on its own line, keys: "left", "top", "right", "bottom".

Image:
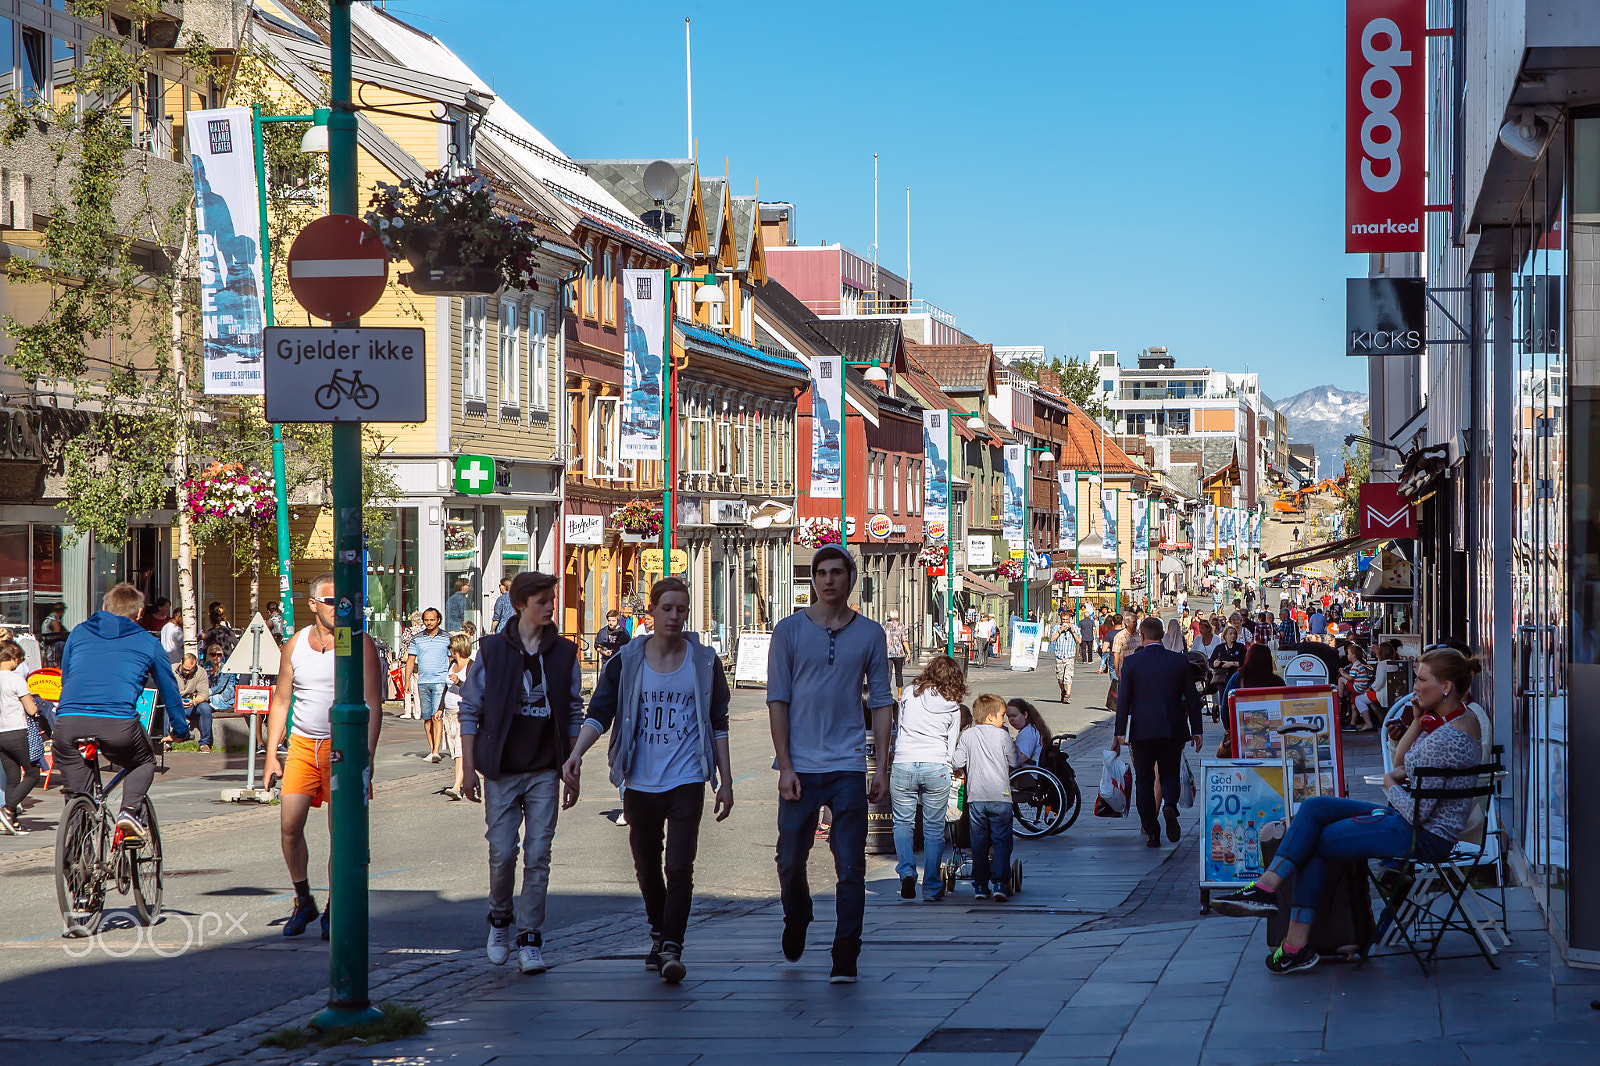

{"left": 643, "top": 160, "right": 681, "bottom": 203}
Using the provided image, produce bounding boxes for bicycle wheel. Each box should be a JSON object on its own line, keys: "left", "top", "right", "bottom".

{"left": 56, "top": 796, "right": 105, "bottom": 937}
{"left": 351, "top": 382, "right": 379, "bottom": 410}
{"left": 1047, "top": 777, "right": 1083, "bottom": 835}
{"left": 314, "top": 383, "right": 341, "bottom": 409}
{"left": 131, "top": 799, "right": 163, "bottom": 925}
{"left": 1011, "top": 766, "right": 1066, "bottom": 838}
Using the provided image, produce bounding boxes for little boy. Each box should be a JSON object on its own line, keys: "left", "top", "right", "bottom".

{"left": 953, "top": 693, "right": 1023, "bottom": 901}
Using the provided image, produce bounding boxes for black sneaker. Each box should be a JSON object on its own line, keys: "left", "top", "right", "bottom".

{"left": 782, "top": 918, "right": 809, "bottom": 962}
{"left": 658, "top": 941, "right": 686, "bottom": 984}
{"left": 320, "top": 907, "right": 330, "bottom": 941}
{"left": 829, "top": 942, "right": 859, "bottom": 984}
{"left": 900, "top": 875, "right": 916, "bottom": 900}
{"left": 115, "top": 809, "right": 147, "bottom": 847}
{"left": 1211, "top": 884, "right": 1279, "bottom": 918}
{"left": 282, "top": 896, "right": 319, "bottom": 938}
{"left": 1265, "top": 943, "right": 1320, "bottom": 974}
{"left": 973, "top": 884, "right": 992, "bottom": 901}
{"left": 1164, "top": 806, "right": 1181, "bottom": 842}
{"left": 645, "top": 934, "right": 663, "bottom": 972}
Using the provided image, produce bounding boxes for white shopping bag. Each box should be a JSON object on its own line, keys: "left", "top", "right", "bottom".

{"left": 1094, "top": 748, "right": 1133, "bottom": 818}
{"left": 1178, "top": 757, "right": 1197, "bottom": 809}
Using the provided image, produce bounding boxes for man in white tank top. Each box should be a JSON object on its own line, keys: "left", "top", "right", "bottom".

{"left": 263, "top": 572, "right": 383, "bottom": 939}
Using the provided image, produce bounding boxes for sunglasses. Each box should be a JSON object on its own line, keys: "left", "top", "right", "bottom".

{"left": 309, "top": 595, "right": 336, "bottom": 606}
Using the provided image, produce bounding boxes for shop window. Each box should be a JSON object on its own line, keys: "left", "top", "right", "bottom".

{"left": 498, "top": 299, "right": 521, "bottom": 408}
{"left": 0, "top": 526, "right": 26, "bottom": 626}
{"left": 367, "top": 507, "right": 419, "bottom": 650}
{"left": 529, "top": 307, "right": 549, "bottom": 410}
{"left": 443, "top": 508, "right": 479, "bottom": 632}
{"left": 462, "top": 296, "right": 487, "bottom": 403}
{"left": 503, "top": 510, "right": 530, "bottom": 580}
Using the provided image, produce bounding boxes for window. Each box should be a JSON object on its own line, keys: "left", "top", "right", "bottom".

{"left": 687, "top": 416, "right": 713, "bottom": 474}
{"left": 716, "top": 421, "right": 732, "bottom": 475}
{"left": 590, "top": 396, "right": 620, "bottom": 478}
{"left": 602, "top": 251, "right": 616, "bottom": 324}
{"left": 20, "top": 28, "right": 47, "bottom": 105}
{"left": 582, "top": 241, "right": 596, "bottom": 318}
{"left": 528, "top": 307, "right": 549, "bottom": 409}
{"left": 735, "top": 423, "right": 751, "bottom": 479}
{"left": 462, "top": 297, "right": 487, "bottom": 402}
{"left": 498, "top": 299, "right": 521, "bottom": 407}
{"left": 567, "top": 391, "right": 581, "bottom": 459}
{"left": 740, "top": 290, "right": 752, "bottom": 338}
{"left": 893, "top": 456, "right": 902, "bottom": 514}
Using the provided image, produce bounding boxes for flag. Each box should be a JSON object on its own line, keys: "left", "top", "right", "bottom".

{"left": 188, "top": 107, "right": 266, "bottom": 395}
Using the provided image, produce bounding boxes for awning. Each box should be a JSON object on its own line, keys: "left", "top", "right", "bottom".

{"left": 960, "top": 571, "right": 1012, "bottom": 598}
{"left": 1266, "top": 535, "right": 1386, "bottom": 573}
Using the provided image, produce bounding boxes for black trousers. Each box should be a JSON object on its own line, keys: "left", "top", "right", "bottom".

{"left": 1129, "top": 737, "right": 1186, "bottom": 836}
{"left": 0, "top": 728, "right": 41, "bottom": 811}
{"left": 52, "top": 716, "right": 157, "bottom": 814}
{"left": 623, "top": 782, "right": 706, "bottom": 946}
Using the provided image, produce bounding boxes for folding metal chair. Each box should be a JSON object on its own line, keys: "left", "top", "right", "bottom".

{"left": 1366, "top": 756, "right": 1506, "bottom": 976}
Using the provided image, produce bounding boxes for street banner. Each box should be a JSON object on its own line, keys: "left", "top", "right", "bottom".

{"left": 1250, "top": 511, "right": 1262, "bottom": 550}
{"left": 1101, "top": 489, "right": 1119, "bottom": 554}
{"left": 620, "top": 269, "right": 666, "bottom": 460}
{"left": 1057, "top": 470, "right": 1077, "bottom": 550}
{"left": 188, "top": 107, "right": 266, "bottom": 395}
{"left": 1220, "top": 508, "right": 1234, "bottom": 554}
{"left": 1205, "top": 504, "right": 1217, "bottom": 550}
{"left": 922, "top": 410, "right": 949, "bottom": 540}
{"left": 1346, "top": 0, "right": 1424, "bottom": 253}
{"left": 810, "top": 355, "right": 843, "bottom": 499}
{"left": 1131, "top": 498, "right": 1149, "bottom": 562}
{"left": 1234, "top": 507, "right": 1247, "bottom": 554}
{"left": 1003, "top": 444, "right": 1025, "bottom": 547}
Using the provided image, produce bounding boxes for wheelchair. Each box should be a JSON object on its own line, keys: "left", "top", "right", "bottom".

{"left": 1012, "top": 735, "right": 1082, "bottom": 838}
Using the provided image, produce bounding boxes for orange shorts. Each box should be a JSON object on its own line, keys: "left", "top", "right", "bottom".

{"left": 282, "top": 734, "right": 333, "bottom": 807}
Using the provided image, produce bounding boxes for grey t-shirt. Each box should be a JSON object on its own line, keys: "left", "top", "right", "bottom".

{"left": 954, "top": 724, "right": 1023, "bottom": 803}
{"left": 767, "top": 609, "right": 894, "bottom": 774}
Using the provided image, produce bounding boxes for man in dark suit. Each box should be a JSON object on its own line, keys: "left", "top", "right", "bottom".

{"left": 1115, "top": 616, "right": 1204, "bottom": 848}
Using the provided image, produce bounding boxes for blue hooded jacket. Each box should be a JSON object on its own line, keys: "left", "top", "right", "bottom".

{"left": 57, "top": 610, "right": 185, "bottom": 722}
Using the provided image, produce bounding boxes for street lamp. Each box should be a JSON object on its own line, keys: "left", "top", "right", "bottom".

{"left": 660, "top": 273, "right": 725, "bottom": 571}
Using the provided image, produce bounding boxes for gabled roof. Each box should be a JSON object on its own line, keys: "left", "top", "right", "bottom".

{"left": 574, "top": 159, "right": 696, "bottom": 244}
{"left": 906, "top": 341, "right": 996, "bottom": 395}
{"left": 730, "top": 196, "right": 762, "bottom": 277}
{"left": 811, "top": 319, "right": 903, "bottom": 371}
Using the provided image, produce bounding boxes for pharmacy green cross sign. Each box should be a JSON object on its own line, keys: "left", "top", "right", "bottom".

{"left": 454, "top": 454, "right": 495, "bottom": 495}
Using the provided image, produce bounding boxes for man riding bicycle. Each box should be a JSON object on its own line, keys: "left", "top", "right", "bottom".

{"left": 51, "top": 582, "right": 188, "bottom": 845}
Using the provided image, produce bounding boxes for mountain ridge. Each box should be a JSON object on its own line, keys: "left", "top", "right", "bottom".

{"left": 1279, "top": 385, "right": 1367, "bottom": 476}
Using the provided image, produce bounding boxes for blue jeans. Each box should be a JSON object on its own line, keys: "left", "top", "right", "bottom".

{"left": 890, "top": 762, "right": 950, "bottom": 895}
{"left": 1266, "top": 796, "right": 1453, "bottom": 925}
{"left": 776, "top": 771, "right": 868, "bottom": 948}
{"left": 416, "top": 682, "right": 446, "bottom": 720}
{"left": 483, "top": 769, "right": 560, "bottom": 937}
{"left": 968, "top": 801, "right": 1014, "bottom": 891}
{"left": 183, "top": 701, "right": 214, "bottom": 747}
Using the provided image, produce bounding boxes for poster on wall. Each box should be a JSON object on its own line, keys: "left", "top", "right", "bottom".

{"left": 1101, "top": 489, "right": 1119, "bottom": 554}
{"left": 187, "top": 107, "right": 266, "bottom": 395}
{"left": 922, "top": 410, "right": 949, "bottom": 540}
{"left": 1003, "top": 444, "right": 1025, "bottom": 547}
{"left": 810, "top": 355, "right": 843, "bottom": 499}
{"left": 1057, "top": 470, "right": 1077, "bottom": 550}
{"left": 1131, "top": 497, "right": 1149, "bottom": 562}
{"left": 619, "top": 268, "right": 666, "bottom": 460}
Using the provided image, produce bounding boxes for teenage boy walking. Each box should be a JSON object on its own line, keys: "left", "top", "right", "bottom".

{"left": 767, "top": 546, "right": 895, "bottom": 984}
{"left": 458, "top": 571, "right": 584, "bottom": 975}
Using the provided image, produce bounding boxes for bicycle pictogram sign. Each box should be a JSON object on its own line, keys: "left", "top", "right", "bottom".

{"left": 315, "top": 368, "right": 380, "bottom": 411}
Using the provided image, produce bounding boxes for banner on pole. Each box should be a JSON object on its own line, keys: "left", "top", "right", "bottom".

{"left": 1222, "top": 509, "right": 1237, "bottom": 554}
{"left": 1003, "top": 444, "right": 1025, "bottom": 547}
{"left": 620, "top": 269, "right": 666, "bottom": 460}
{"left": 1251, "top": 511, "right": 1263, "bottom": 550}
{"left": 922, "top": 410, "right": 949, "bottom": 541}
{"left": 1205, "top": 504, "right": 1217, "bottom": 550}
{"left": 1131, "top": 498, "right": 1149, "bottom": 562}
{"left": 1101, "top": 489, "right": 1119, "bottom": 555}
{"left": 188, "top": 107, "right": 266, "bottom": 395}
{"left": 810, "top": 355, "right": 843, "bottom": 499}
{"left": 1057, "top": 470, "right": 1077, "bottom": 550}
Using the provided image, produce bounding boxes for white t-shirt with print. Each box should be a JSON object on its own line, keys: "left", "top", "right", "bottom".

{"left": 626, "top": 653, "right": 702, "bottom": 793}
{"left": 0, "top": 670, "right": 31, "bottom": 731}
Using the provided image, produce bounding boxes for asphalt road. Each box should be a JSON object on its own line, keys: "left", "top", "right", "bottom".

{"left": 0, "top": 652, "right": 1121, "bottom": 1063}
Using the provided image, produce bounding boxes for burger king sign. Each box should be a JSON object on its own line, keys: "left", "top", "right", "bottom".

{"left": 868, "top": 514, "right": 893, "bottom": 539}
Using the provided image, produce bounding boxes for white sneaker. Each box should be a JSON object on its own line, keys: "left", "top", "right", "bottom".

{"left": 426, "top": 752, "right": 443, "bottom": 764}
{"left": 485, "top": 923, "right": 511, "bottom": 965}
{"left": 517, "top": 938, "right": 547, "bottom": 975}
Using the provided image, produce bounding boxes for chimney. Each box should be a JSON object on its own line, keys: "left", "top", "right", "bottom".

{"left": 1038, "top": 367, "right": 1061, "bottom": 393}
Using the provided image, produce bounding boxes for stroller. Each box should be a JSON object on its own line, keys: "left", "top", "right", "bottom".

{"left": 939, "top": 782, "right": 1023, "bottom": 896}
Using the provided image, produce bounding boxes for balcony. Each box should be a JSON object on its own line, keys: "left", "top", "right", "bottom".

{"left": 803, "top": 295, "right": 958, "bottom": 328}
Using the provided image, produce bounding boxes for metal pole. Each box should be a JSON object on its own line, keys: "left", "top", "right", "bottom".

{"left": 945, "top": 416, "right": 955, "bottom": 659}
{"left": 314, "top": 0, "right": 381, "bottom": 1030}
{"left": 1021, "top": 452, "right": 1028, "bottom": 623}
{"left": 661, "top": 270, "right": 673, "bottom": 572}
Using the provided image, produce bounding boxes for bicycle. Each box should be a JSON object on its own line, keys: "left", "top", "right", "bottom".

{"left": 314, "top": 368, "right": 379, "bottom": 411}
{"left": 55, "top": 738, "right": 166, "bottom": 936}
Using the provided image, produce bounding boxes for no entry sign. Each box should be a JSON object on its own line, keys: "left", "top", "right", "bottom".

{"left": 286, "top": 214, "right": 389, "bottom": 322}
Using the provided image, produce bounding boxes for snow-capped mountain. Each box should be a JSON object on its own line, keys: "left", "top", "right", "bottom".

{"left": 1278, "top": 385, "right": 1367, "bottom": 477}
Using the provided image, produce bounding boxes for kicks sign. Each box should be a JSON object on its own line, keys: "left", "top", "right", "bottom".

{"left": 1346, "top": 1, "right": 1424, "bottom": 253}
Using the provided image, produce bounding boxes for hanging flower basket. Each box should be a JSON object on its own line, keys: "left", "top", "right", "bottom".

{"left": 183, "top": 462, "right": 275, "bottom": 531}
{"left": 796, "top": 518, "right": 842, "bottom": 550}
{"left": 365, "top": 169, "right": 544, "bottom": 295}
{"left": 995, "top": 558, "right": 1024, "bottom": 581}
{"left": 915, "top": 543, "right": 947, "bottom": 567}
{"left": 611, "top": 499, "right": 663, "bottom": 539}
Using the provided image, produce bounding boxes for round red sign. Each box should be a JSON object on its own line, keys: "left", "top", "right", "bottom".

{"left": 286, "top": 214, "right": 389, "bottom": 322}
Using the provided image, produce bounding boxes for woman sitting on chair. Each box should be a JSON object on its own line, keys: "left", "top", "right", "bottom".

{"left": 1210, "top": 648, "right": 1484, "bottom": 975}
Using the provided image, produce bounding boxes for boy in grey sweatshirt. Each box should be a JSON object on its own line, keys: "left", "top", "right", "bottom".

{"left": 953, "top": 694, "right": 1023, "bottom": 901}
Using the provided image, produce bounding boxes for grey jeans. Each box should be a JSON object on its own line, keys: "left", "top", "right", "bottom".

{"left": 483, "top": 770, "right": 560, "bottom": 936}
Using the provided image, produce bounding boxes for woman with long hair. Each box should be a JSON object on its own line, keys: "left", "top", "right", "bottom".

{"left": 1004, "top": 698, "right": 1053, "bottom": 764}
{"left": 890, "top": 654, "right": 966, "bottom": 902}
{"left": 1226, "top": 642, "right": 1284, "bottom": 700}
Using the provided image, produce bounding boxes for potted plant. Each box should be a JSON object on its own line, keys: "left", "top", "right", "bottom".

{"left": 364, "top": 169, "right": 544, "bottom": 296}
{"left": 611, "top": 500, "right": 663, "bottom": 543}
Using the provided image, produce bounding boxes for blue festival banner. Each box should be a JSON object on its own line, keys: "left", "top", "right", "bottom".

{"left": 1101, "top": 488, "right": 1119, "bottom": 554}
{"left": 620, "top": 268, "right": 666, "bottom": 460}
{"left": 923, "top": 410, "right": 949, "bottom": 541}
{"left": 1057, "top": 470, "right": 1077, "bottom": 550}
{"left": 188, "top": 107, "right": 265, "bottom": 395}
{"left": 810, "top": 355, "right": 843, "bottom": 499}
{"left": 1003, "top": 444, "right": 1025, "bottom": 547}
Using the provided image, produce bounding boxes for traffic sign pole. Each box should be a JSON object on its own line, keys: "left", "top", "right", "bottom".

{"left": 314, "top": 0, "right": 382, "bottom": 1032}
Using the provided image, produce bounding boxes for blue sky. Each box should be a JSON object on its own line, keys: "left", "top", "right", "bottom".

{"left": 381, "top": 0, "right": 1365, "bottom": 397}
